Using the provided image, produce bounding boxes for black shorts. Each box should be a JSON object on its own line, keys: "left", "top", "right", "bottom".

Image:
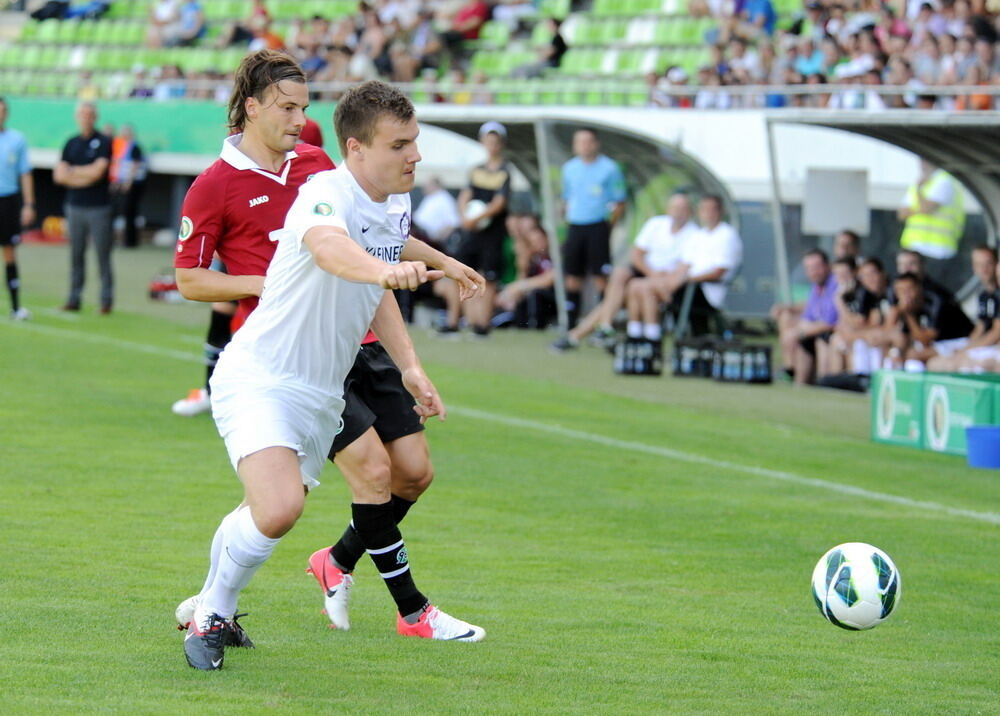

{"left": 798, "top": 331, "right": 834, "bottom": 357}
{"left": 0, "top": 194, "right": 22, "bottom": 247}
{"left": 328, "top": 342, "right": 424, "bottom": 459}
{"left": 563, "top": 221, "right": 611, "bottom": 278}
{"left": 455, "top": 228, "right": 504, "bottom": 283}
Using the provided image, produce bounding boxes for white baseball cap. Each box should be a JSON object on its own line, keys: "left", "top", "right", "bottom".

{"left": 478, "top": 121, "right": 507, "bottom": 138}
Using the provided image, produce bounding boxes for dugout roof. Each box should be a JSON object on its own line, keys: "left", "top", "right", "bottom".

{"left": 767, "top": 111, "right": 1000, "bottom": 241}
{"left": 766, "top": 110, "right": 1000, "bottom": 302}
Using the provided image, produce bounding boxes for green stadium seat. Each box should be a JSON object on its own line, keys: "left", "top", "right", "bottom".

{"left": 112, "top": 48, "right": 134, "bottom": 71}
{"left": 56, "top": 20, "right": 79, "bottom": 44}
{"left": 35, "top": 20, "right": 59, "bottom": 44}
{"left": 592, "top": 0, "right": 616, "bottom": 16}
{"left": 20, "top": 21, "right": 39, "bottom": 42}
{"left": 77, "top": 20, "right": 97, "bottom": 43}
{"left": 126, "top": 21, "right": 146, "bottom": 45}
{"left": 202, "top": 2, "right": 227, "bottom": 21}
{"left": 654, "top": 18, "right": 682, "bottom": 44}
{"left": 615, "top": 49, "right": 643, "bottom": 74}
{"left": 0, "top": 48, "right": 17, "bottom": 69}
{"left": 38, "top": 71, "right": 62, "bottom": 98}
{"left": 626, "top": 82, "right": 649, "bottom": 106}
{"left": 598, "top": 19, "right": 627, "bottom": 43}
{"left": 476, "top": 21, "right": 511, "bottom": 48}
{"left": 409, "top": 76, "right": 432, "bottom": 104}
{"left": 538, "top": 0, "right": 570, "bottom": 19}
{"left": 103, "top": 1, "right": 129, "bottom": 19}
{"left": 522, "top": 78, "right": 548, "bottom": 104}
{"left": 38, "top": 46, "right": 59, "bottom": 70}
{"left": 537, "top": 79, "right": 561, "bottom": 104}
{"left": 530, "top": 21, "right": 554, "bottom": 48}
{"left": 93, "top": 20, "right": 115, "bottom": 44}
{"left": 108, "top": 21, "right": 130, "bottom": 44}
{"left": 269, "top": 0, "right": 300, "bottom": 20}
{"left": 560, "top": 80, "right": 585, "bottom": 104}
{"left": 21, "top": 45, "right": 44, "bottom": 69}
{"left": 221, "top": 47, "right": 248, "bottom": 71}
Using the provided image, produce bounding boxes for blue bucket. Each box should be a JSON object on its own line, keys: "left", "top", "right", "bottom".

{"left": 965, "top": 425, "right": 1000, "bottom": 469}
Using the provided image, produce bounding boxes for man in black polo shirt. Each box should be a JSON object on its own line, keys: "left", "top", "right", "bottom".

{"left": 450, "top": 121, "right": 511, "bottom": 337}
{"left": 54, "top": 102, "right": 113, "bottom": 313}
{"left": 928, "top": 245, "right": 1000, "bottom": 371}
{"left": 884, "top": 272, "right": 973, "bottom": 370}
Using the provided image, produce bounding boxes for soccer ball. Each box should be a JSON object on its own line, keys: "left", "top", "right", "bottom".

{"left": 463, "top": 199, "right": 491, "bottom": 231}
{"left": 811, "top": 542, "right": 901, "bottom": 630}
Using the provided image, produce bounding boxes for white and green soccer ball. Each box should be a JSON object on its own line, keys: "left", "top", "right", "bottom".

{"left": 811, "top": 542, "right": 901, "bottom": 630}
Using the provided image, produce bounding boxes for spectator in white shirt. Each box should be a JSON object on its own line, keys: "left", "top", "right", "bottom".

{"left": 413, "top": 177, "right": 460, "bottom": 244}
{"left": 553, "top": 192, "right": 698, "bottom": 351}
{"left": 625, "top": 195, "right": 743, "bottom": 341}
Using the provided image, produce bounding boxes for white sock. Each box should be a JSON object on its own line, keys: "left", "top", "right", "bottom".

{"left": 198, "top": 506, "right": 242, "bottom": 599}
{"left": 643, "top": 323, "right": 662, "bottom": 341}
{"left": 201, "top": 506, "right": 280, "bottom": 619}
{"left": 627, "top": 321, "right": 642, "bottom": 338}
{"left": 869, "top": 346, "right": 882, "bottom": 372}
{"left": 852, "top": 340, "right": 871, "bottom": 375}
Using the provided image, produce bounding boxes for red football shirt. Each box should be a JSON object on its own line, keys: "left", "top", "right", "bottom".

{"left": 175, "top": 135, "right": 379, "bottom": 344}
{"left": 175, "top": 136, "right": 334, "bottom": 313}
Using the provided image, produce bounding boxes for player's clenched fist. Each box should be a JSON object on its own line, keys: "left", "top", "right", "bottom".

{"left": 379, "top": 261, "right": 445, "bottom": 291}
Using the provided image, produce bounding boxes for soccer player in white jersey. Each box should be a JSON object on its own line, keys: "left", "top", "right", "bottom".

{"left": 183, "top": 81, "right": 486, "bottom": 670}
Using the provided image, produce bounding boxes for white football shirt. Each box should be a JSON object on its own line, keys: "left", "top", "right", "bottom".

{"left": 221, "top": 164, "right": 411, "bottom": 396}
{"left": 679, "top": 221, "right": 743, "bottom": 309}
{"left": 633, "top": 215, "right": 699, "bottom": 272}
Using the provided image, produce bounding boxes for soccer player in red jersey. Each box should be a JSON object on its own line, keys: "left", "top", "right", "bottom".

{"left": 172, "top": 53, "right": 483, "bottom": 658}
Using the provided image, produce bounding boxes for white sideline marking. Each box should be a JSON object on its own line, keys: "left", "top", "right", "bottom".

{"left": 0, "top": 320, "right": 201, "bottom": 363}
{"left": 5, "top": 320, "right": 998, "bottom": 526}
{"left": 450, "top": 406, "right": 1000, "bottom": 526}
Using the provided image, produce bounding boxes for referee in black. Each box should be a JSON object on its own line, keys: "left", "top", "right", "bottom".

{"left": 0, "top": 97, "right": 35, "bottom": 320}
{"left": 54, "top": 102, "right": 113, "bottom": 314}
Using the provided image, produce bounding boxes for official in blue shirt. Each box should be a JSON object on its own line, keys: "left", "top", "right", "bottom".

{"left": 560, "top": 128, "right": 626, "bottom": 326}
{"left": 0, "top": 97, "right": 36, "bottom": 320}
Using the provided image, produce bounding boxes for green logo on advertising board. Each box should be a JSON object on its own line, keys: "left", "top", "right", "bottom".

{"left": 925, "top": 385, "right": 949, "bottom": 451}
{"left": 876, "top": 375, "right": 896, "bottom": 439}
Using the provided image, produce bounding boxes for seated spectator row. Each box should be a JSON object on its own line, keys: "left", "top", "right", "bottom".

{"left": 775, "top": 246, "right": 998, "bottom": 386}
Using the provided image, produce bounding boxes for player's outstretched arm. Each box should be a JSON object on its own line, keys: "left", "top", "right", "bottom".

{"left": 369, "top": 291, "right": 446, "bottom": 423}
{"left": 304, "top": 226, "right": 444, "bottom": 289}
{"left": 175, "top": 268, "right": 265, "bottom": 302}
{"left": 401, "top": 237, "right": 485, "bottom": 300}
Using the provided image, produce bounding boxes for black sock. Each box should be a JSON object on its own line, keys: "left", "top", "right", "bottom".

{"left": 351, "top": 501, "right": 428, "bottom": 617}
{"left": 330, "top": 494, "right": 416, "bottom": 573}
{"left": 567, "top": 290, "right": 581, "bottom": 328}
{"left": 6, "top": 262, "right": 19, "bottom": 312}
{"left": 390, "top": 493, "right": 415, "bottom": 522}
{"left": 204, "top": 308, "right": 233, "bottom": 391}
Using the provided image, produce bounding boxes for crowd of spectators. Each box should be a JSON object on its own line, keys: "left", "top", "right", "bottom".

{"left": 649, "top": 0, "right": 1000, "bottom": 109}
{"left": 773, "top": 239, "right": 1000, "bottom": 388}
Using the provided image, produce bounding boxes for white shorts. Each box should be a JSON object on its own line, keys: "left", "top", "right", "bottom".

{"left": 210, "top": 356, "right": 344, "bottom": 490}
{"left": 966, "top": 345, "right": 1000, "bottom": 363}
{"left": 932, "top": 337, "right": 969, "bottom": 357}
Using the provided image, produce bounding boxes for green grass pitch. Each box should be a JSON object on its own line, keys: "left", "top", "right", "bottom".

{"left": 1, "top": 244, "right": 998, "bottom": 713}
